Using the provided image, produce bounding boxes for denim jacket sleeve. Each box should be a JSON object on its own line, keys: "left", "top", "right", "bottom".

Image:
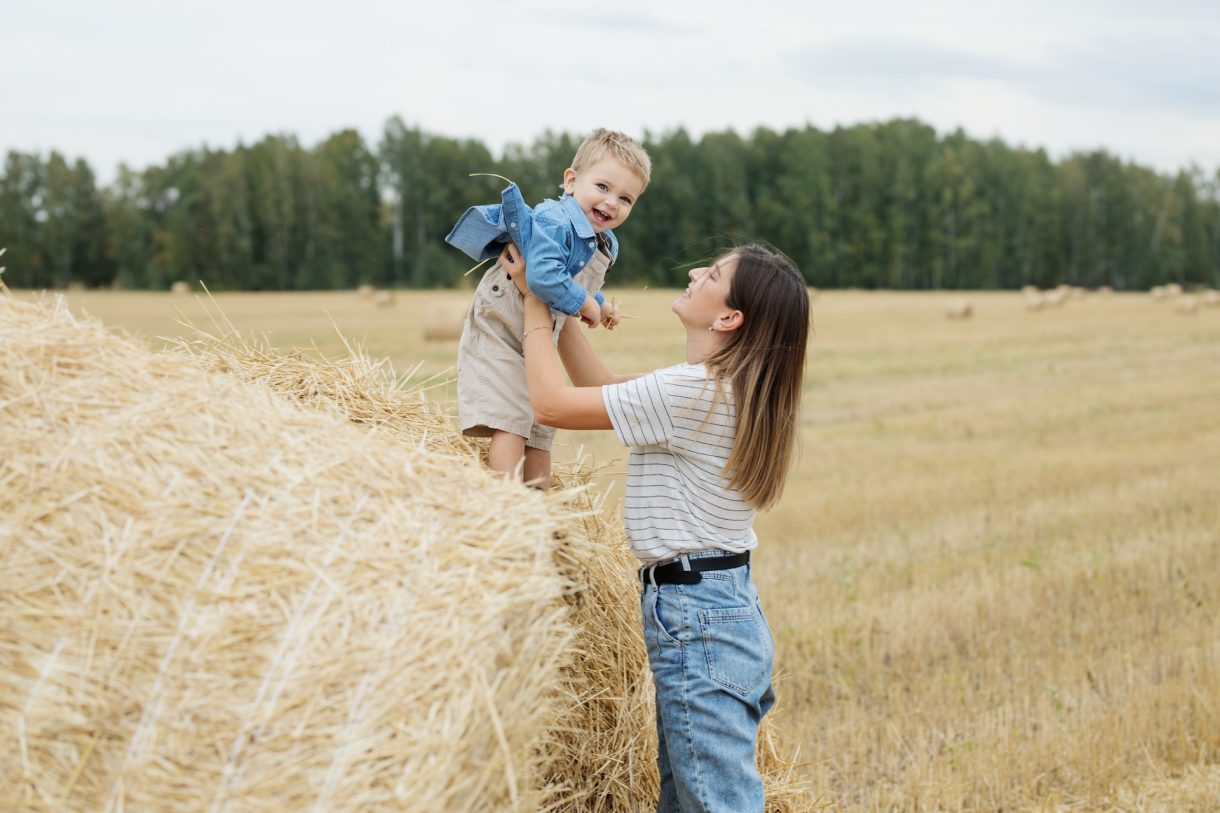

{"left": 444, "top": 183, "right": 536, "bottom": 261}
{"left": 443, "top": 203, "right": 510, "bottom": 262}
{"left": 524, "top": 210, "right": 588, "bottom": 315}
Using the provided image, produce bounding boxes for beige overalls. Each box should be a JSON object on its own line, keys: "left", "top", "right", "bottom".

{"left": 457, "top": 242, "right": 611, "bottom": 451}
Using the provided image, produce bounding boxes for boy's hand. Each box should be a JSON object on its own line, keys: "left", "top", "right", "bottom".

{"left": 600, "top": 300, "right": 622, "bottom": 330}
{"left": 577, "top": 296, "right": 601, "bottom": 328}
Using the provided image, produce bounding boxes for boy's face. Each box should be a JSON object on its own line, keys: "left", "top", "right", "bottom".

{"left": 562, "top": 157, "right": 645, "bottom": 233}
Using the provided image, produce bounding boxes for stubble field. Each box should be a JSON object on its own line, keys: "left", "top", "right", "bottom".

{"left": 36, "top": 286, "right": 1220, "bottom": 811}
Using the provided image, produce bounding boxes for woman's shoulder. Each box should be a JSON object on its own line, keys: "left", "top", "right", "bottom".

{"left": 652, "top": 363, "right": 725, "bottom": 398}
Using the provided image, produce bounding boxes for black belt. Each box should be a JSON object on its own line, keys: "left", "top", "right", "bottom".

{"left": 640, "top": 552, "right": 750, "bottom": 586}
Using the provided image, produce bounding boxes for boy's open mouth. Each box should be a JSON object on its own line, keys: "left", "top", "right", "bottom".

{"left": 591, "top": 207, "right": 612, "bottom": 224}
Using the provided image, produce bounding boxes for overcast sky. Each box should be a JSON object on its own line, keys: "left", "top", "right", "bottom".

{"left": 5, "top": 0, "right": 1219, "bottom": 184}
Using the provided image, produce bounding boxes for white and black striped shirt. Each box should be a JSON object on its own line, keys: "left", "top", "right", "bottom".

{"left": 602, "top": 363, "right": 757, "bottom": 564}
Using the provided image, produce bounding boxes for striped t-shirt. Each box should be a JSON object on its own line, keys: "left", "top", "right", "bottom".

{"left": 602, "top": 362, "right": 757, "bottom": 564}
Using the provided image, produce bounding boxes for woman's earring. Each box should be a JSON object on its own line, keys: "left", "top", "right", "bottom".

{"left": 707, "top": 324, "right": 716, "bottom": 332}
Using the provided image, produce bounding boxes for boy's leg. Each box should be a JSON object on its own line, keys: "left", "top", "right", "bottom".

{"left": 522, "top": 447, "right": 551, "bottom": 491}
{"left": 488, "top": 430, "right": 526, "bottom": 479}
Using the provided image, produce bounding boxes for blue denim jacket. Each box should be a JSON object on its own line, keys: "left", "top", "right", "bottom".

{"left": 445, "top": 183, "right": 615, "bottom": 315}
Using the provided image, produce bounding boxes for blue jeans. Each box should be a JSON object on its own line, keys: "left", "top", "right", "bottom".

{"left": 640, "top": 552, "right": 776, "bottom": 813}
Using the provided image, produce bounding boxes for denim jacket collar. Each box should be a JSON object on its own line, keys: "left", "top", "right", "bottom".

{"left": 556, "top": 193, "right": 619, "bottom": 257}
{"left": 558, "top": 194, "right": 596, "bottom": 240}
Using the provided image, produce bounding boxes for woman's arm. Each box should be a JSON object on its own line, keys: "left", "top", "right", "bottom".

{"left": 523, "top": 297, "right": 614, "bottom": 430}
{"left": 556, "top": 316, "right": 644, "bottom": 386}
{"left": 500, "top": 243, "right": 614, "bottom": 430}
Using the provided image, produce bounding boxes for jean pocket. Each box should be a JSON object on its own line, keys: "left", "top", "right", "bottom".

{"left": 698, "top": 606, "right": 770, "bottom": 697}
{"left": 650, "top": 588, "right": 684, "bottom": 647}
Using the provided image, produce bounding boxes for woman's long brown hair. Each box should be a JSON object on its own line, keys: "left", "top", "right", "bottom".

{"left": 704, "top": 244, "right": 811, "bottom": 510}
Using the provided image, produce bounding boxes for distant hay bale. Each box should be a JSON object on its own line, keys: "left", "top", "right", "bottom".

{"left": 170, "top": 280, "right": 191, "bottom": 295}
{"left": 1023, "top": 291, "right": 1045, "bottom": 311}
{"left": 944, "top": 298, "right": 973, "bottom": 319}
{"left": 1, "top": 292, "right": 815, "bottom": 812}
{"left": 1175, "top": 295, "right": 1199, "bottom": 315}
{"left": 1021, "top": 284, "right": 1039, "bottom": 296}
{"left": 1202, "top": 289, "right": 1220, "bottom": 307}
{"left": 356, "top": 283, "right": 375, "bottom": 298}
{"left": 423, "top": 302, "right": 468, "bottom": 342}
{"left": 373, "top": 289, "right": 396, "bottom": 307}
{"left": 1151, "top": 285, "right": 1167, "bottom": 300}
{"left": 1098, "top": 285, "right": 1114, "bottom": 296}
{"left": 1043, "top": 290, "right": 1067, "bottom": 308}
{"left": 1165, "top": 282, "right": 1184, "bottom": 297}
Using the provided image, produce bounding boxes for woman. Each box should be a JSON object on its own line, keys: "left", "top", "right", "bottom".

{"left": 504, "top": 241, "right": 810, "bottom": 813}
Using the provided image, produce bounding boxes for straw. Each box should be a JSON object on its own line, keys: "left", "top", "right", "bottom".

{"left": 1, "top": 287, "right": 817, "bottom": 811}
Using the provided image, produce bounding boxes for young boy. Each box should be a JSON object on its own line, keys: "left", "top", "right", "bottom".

{"left": 445, "top": 129, "right": 651, "bottom": 488}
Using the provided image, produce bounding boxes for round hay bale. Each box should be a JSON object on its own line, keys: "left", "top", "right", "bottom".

{"left": 1165, "top": 282, "right": 1184, "bottom": 297}
{"left": 1176, "top": 295, "right": 1199, "bottom": 315}
{"left": 0, "top": 295, "right": 574, "bottom": 812}
{"left": 423, "top": 302, "right": 468, "bottom": 342}
{"left": 1151, "top": 285, "right": 1167, "bottom": 300}
{"left": 356, "top": 283, "right": 375, "bottom": 298}
{"left": 1202, "top": 289, "right": 1220, "bottom": 307}
{"left": 170, "top": 280, "right": 191, "bottom": 294}
{"left": 373, "top": 289, "right": 395, "bottom": 307}
{"left": 944, "top": 298, "right": 973, "bottom": 319}
{"left": 1024, "top": 291, "right": 1045, "bottom": 311}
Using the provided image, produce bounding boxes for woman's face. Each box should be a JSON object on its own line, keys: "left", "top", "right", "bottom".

{"left": 672, "top": 253, "right": 738, "bottom": 328}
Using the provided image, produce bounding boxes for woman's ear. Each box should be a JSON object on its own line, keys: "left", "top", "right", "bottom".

{"left": 718, "top": 309, "right": 745, "bottom": 332}
{"left": 561, "top": 167, "right": 577, "bottom": 195}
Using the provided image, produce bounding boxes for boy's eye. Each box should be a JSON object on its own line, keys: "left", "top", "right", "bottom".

{"left": 619, "top": 196, "right": 632, "bottom": 204}
{"left": 596, "top": 183, "right": 608, "bottom": 191}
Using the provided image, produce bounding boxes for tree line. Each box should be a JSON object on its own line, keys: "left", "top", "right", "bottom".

{"left": 2, "top": 117, "right": 1218, "bottom": 291}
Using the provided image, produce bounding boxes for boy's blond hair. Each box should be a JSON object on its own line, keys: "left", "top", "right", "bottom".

{"left": 571, "top": 129, "right": 652, "bottom": 192}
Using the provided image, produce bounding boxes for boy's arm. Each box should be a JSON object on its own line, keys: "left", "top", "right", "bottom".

{"left": 523, "top": 214, "right": 590, "bottom": 316}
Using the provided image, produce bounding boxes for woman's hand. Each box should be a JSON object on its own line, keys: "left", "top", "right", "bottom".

{"left": 499, "top": 242, "right": 530, "bottom": 297}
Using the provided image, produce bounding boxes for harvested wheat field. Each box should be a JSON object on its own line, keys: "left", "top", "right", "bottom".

{"left": 10, "top": 285, "right": 1220, "bottom": 811}
{"left": 0, "top": 287, "right": 809, "bottom": 812}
